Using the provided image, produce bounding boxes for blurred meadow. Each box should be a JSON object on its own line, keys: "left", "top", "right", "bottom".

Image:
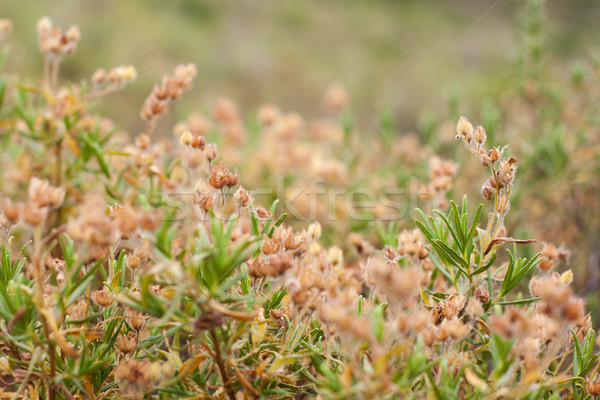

{"left": 2, "top": 1, "right": 600, "bottom": 397}
{"left": 1, "top": 0, "right": 600, "bottom": 305}
{"left": 1, "top": 0, "right": 599, "bottom": 133}
{"left": 2, "top": 0, "right": 600, "bottom": 306}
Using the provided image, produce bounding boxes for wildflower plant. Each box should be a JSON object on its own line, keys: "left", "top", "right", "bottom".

{"left": 0, "top": 14, "right": 599, "bottom": 400}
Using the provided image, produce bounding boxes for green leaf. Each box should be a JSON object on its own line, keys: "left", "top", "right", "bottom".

{"left": 572, "top": 329, "right": 583, "bottom": 376}
{"left": 472, "top": 253, "right": 496, "bottom": 276}
{"left": 64, "top": 261, "right": 101, "bottom": 309}
{"left": 262, "top": 199, "right": 280, "bottom": 235}
{"left": 82, "top": 135, "right": 111, "bottom": 178}
{"left": 449, "top": 200, "right": 466, "bottom": 247}
{"left": 427, "top": 250, "right": 454, "bottom": 283}
{"left": 434, "top": 210, "right": 463, "bottom": 252}
{"left": 60, "top": 234, "right": 75, "bottom": 271}
{"left": 267, "top": 213, "right": 288, "bottom": 238}
{"left": 433, "top": 239, "right": 469, "bottom": 277}
{"left": 467, "top": 204, "right": 484, "bottom": 246}
{"left": 496, "top": 297, "right": 540, "bottom": 306}
{"left": 250, "top": 209, "right": 260, "bottom": 236}
{"left": 373, "top": 302, "right": 388, "bottom": 342}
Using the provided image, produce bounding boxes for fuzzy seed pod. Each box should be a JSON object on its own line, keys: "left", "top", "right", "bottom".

{"left": 93, "top": 288, "right": 114, "bottom": 307}
{"left": 474, "top": 126, "right": 486, "bottom": 144}
{"left": 456, "top": 116, "right": 474, "bottom": 138}
{"left": 307, "top": 222, "right": 322, "bottom": 240}
{"left": 204, "top": 143, "right": 219, "bottom": 162}
{"left": 117, "top": 331, "right": 137, "bottom": 353}
{"left": 475, "top": 287, "right": 490, "bottom": 304}
{"left": 126, "top": 309, "right": 145, "bottom": 331}
{"left": 480, "top": 184, "right": 493, "bottom": 200}
{"left": 586, "top": 380, "right": 600, "bottom": 396}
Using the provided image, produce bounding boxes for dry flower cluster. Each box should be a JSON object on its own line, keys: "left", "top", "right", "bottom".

{"left": 0, "top": 11, "right": 599, "bottom": 400}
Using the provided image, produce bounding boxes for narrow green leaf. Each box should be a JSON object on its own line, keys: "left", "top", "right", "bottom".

{"left": 572, "top": 329, "right": 583, "bottom": 376}
{"left": 472, "top": 253, "right": 496, "bottom": 276}
{"left": 267, "top": 213, "right": 287, "bottom": 238}
{"left": 433, "top": 239, "right": 469, "bottom": 277}
{"left": 496, "top": 297, "right": 540, "bottom": 306}
{"left": 434, "top": 210, "right": 462, "bottom": 251}
{"left": 427, "top": 250, "right": 454, "bottom": 283}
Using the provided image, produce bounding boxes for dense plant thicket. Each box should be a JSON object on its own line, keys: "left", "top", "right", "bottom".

{"left": 0, "top": 10, "right": 599, "bottom": 400}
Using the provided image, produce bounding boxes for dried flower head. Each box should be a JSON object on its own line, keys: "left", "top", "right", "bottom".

{"left": 140, "top": 63, "right": 196, "bottom": 126}
{"left": 234, "top": 186, "right": 253, "bottom": 210}
{"left": 28, "top": 177, "right": 65, "bottom": 208}
{"left": 323, "top": 83, "right": 350, "bottom": 112}
{"left": 538, "top": 242, "right": 570, "bottom": 271}
{"left": 93, "top": 288, "right": 114, "bottom": 307}
{"left": 456, "top": 116, "right": 474, "bottom": 140}
{"left": 208, "top": 165, "right": 240, "bottom": 190}
{"left": 258, "top": 103, "right": 281, "bottom": 126}
{"left": 0, "top": 18, "right": 12, "bottom": 42}
{"left": 117, "top": 331, "right": 137, "bottom": 353}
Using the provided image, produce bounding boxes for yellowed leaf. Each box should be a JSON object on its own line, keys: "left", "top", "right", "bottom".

{"left": 464, "top": 367, "right": 490, "bottom": 393}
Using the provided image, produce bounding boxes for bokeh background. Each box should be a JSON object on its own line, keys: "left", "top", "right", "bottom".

{"left": 1, "top": 0, "right": 600, "bottom": 134}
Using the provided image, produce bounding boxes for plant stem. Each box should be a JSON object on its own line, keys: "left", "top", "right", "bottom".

{"left": 56, "top": 138, "right": 62, "bottom": 187}
{"left": 32, "top": 226, "right": 57, "bottom": 400}
{"left": 43, "top": 56, "right": 50, "bottom": 90}
{"left": 210, "top": 329, "right": 236, "bottom": 400}
{"left": 51, "top": 59, "right": 60, "bottom": 92}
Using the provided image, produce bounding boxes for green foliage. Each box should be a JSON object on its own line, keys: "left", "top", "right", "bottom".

{"left": 416, "top": 196, "right": 482, "bottom": 284}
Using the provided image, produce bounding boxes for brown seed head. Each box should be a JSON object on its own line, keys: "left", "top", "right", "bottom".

{"left": 117, "top": 331, "right": 137, "bottom": 353}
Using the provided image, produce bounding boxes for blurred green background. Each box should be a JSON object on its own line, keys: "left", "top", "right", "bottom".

{"left": 2, "top": 0, "right": 600, "bottom": 135}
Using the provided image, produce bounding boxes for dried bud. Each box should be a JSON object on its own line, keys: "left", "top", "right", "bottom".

{"left": 586, "top": 380, "right": 600, "bottom": 396}
{"left": 117, "top": 331, "right": 137, "bottom": 353}
{"left": 327, "top": 246, "right": 343, "bottom": 267}
{"left": 91, "top": 68, "right": 107, "bottom": 85}
{"left": 28, "top": 177, "right": 65, "bottom": 208}
{"left": 255, "top": 207, "right": 271, "bottom": 219}
{"left": 23, "top": 205, "right": 47, "bottom": 226}
{"left": 283, "top": 230, "right": 304, "bottom": 251}
{"left": 564, "top": 298, "right": 584, "bottom": 321}
{"left": 2, "top": 201, "right": 21, "bottom": 224}
{"left": 258, "top": 103, "right": 281, "bottom": 126}
{"left": 0, "top": 19, "right": 13, "bottom": 41}
{"left": 117, "top": 65, "right": 137, "bottom": 82}
{"left": 37, "top": 16, "right": 52, "bottom": 35}
{"left": 488, "top": 147, "right": 500, "bottom": 162}
{"left": 249, "top": 256, "right": 266, "bottom": 278}
{"left": 136, "top": 134, "right": 150, "bottom": 150}
{"left": 196, "top": 193, "right": 213, "bottom": 213}
{"left": 213, "top": 97, "right": 239, "bottom": 124}
{"left": 456, "top": 116, "right": 474, "bottom": 138}
{"left": 265, "top": 252, "right": 293, "bottom": 277}
{"left": 307, "top": 222, "right": 322, "bottom": 240}
{"left": 93, "top": 288, "right": 114, "bottom": 307}
{"left": 204, "top": 143, "right": 219, "bottom": 162}
{"left": 126, "top": 250, "right": 143, "bottom": 270}
{"left": 65, "top": 26, "right": 81, "bottom": 42}
{"left": 474, "top": 126, "right": 486, "bottom": 144}
{"left": 480, "top": 184, "right": 493, "bottom": 200}
{"left": 323, "top": 83, "right": 349, "bottom": 112}
{"left": 208, "top": 165, "right": 239, "bottom": 189}
{"left": 233, "top": 187, "right": 252, "bottom": 209}
{"left": 475, "top": 287, "right": 490, "bottom": 304}
{"left": 126, "top": 309, "right": 145, "bottom": 331}
{"left": 560, "top": 270, "right": 573, "bottom": 286}
{"left": 179, "top": 130, "right": 193, "bottom": 146}
{"left": 190, "top": 134, "right": 205, "bottom": 149}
